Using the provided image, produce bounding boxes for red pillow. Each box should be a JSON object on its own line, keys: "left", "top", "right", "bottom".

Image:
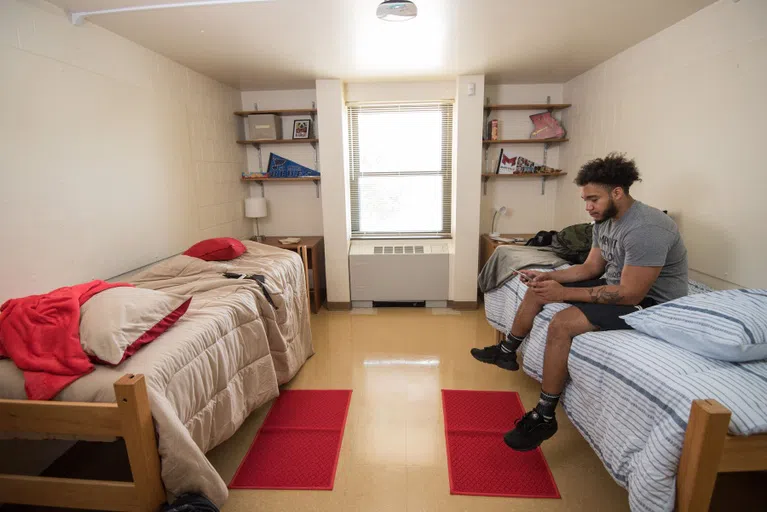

{"left": 184, "top": 238, "right": 246, "bottom": 261}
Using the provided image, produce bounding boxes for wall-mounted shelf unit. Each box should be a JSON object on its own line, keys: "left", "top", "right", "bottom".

{"left": 482, "top": 138, "right": 569, "bottom": 146}
{"left": 481, "top": 171, "right": 567, "bottom": 196}
{"left": 234, "top": 103, "right": 319, "bottom": 174}
{"left": 482, "top": 97, "right": 571, "bottom": 197}
{"left": 241, "top": 175, "right": 322, "bottom": 198}
{"left": 235, "top": 109, "right": 317, "bottom": 117}
{"left": 484, "top": 104, "right": 571, "bottom": 112}
{"left": 236, "top": 138, "right": 319, "bottom": 147}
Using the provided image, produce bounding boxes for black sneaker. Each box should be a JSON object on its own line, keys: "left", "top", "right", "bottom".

{"left": 470, "top": 344, "right": 520, "bottom": 371}
{"left": 504, "top": 409, "right": 558, "bottom": 451}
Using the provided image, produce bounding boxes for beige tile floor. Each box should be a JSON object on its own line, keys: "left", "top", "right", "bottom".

{"left": 207, "top": 308, "right": 631, "bottom": 512}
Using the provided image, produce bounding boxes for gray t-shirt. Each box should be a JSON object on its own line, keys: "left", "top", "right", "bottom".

{"left": 591, "top": 201, "right": 688, "bottom": 303}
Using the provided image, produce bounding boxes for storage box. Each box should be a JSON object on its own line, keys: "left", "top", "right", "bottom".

{"left": 247, "top": 114, "right": 282, "bottom": 140}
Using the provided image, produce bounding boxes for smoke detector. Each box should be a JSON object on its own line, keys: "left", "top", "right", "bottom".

{"left": 377, "top": 1, "right": 417, "bottom": 22}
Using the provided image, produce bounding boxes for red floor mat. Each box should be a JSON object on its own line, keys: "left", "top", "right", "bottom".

{"left": 229, "top": 389, "right": 352, "bottom": 490}
{"left": 441, "top": 390, "right": 560, "bottom": 498}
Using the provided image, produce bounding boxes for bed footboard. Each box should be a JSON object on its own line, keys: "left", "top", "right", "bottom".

{"left": 677, "top": 399, "right": 767, "bottom": 512}
{"left": 0, "top": 374, "right": 165, "bottom": 512}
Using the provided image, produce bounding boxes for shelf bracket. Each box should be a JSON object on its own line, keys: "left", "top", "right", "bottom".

{"left": 542, "top": 96, "right": 551, "bottom": 167}
{"left": 541, "top": 176, "right": 548, "bottom": 195}
{"left": 252, "top": 143, "right": 264, "bottom": 173}
{"left": 310, "top": 140, "right": 318, "bottom": 171}
{"left": 482, "top": 175, "right": 489, "bottom": 196}
{"left": 310, "top": 101, "right": 319, "bottom": 171}
{"left": 314, "top": 179, "right": 320, "bottom": 198}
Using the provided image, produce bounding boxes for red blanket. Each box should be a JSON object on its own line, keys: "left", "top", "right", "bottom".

{"left": 0, "top": 280, "right": 131, "bottom": 400}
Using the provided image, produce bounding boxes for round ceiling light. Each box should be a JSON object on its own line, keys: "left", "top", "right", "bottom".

{"left": 376, "top": 0, "right": 417, "bottom": 22}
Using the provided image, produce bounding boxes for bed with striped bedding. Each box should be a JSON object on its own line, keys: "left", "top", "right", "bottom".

{"left": 484, "top": 271, "right": 767, "bottom": 512}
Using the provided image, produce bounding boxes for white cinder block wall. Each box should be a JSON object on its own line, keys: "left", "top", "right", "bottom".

{"left": 556, "top": 0, "right": 767, "bottom": 289}
{"left": 481, "top": 84, "right": 564, "bottom": 234}
{"left": 0, "top": 0, "right": 247, "bottom": 302}
{"left": 240, "top": 89, "right": 323, "bottom": 237}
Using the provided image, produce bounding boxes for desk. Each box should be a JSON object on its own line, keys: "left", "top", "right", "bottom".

{"left": 258, "top": 236, "right": 325, "bottom": 313}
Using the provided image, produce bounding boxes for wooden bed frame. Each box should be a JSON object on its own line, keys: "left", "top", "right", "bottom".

{"left": 492, "top": 330, "right": 767, "bottom": 511}
{"left": 0, "top": 374, "right": 165, "bottom": 512}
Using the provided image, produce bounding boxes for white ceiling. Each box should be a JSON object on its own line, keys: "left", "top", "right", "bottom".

{"left": 49, "top": 0, "right": 716, "bottom": 90}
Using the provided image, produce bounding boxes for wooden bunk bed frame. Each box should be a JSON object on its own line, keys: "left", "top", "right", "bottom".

{"left": 0, "top": 374, "right": 165, "bottom": 512}
{"left": 492, "top": 330, "right": 767, "bottom": 511}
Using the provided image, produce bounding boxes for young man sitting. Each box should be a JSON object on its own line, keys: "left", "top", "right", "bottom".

{"left": 471, "top": 153, "right": 688, "bottom": 451}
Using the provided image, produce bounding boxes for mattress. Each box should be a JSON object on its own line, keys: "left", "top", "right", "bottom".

{"left": 0, "top": 246, "right": 315, "bottom": 506}
{"left": 484, "top": 272, "right": 767, "bottom": 512}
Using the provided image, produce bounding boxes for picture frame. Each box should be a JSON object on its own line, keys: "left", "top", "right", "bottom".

{"left": 292, "top": 119, "right": 311, "bottom": 139}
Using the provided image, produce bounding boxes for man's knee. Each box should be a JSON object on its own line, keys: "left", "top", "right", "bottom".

{"left": 549, "top": 308, "right": 595, "bottom": 338}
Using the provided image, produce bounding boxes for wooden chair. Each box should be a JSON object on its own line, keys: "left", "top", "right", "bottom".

{"left": 0, "top": 374, "right": 165, "bottom": 512}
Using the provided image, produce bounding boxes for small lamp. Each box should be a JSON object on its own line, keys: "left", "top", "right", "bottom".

{"left": 245, "top": 197, "right": 267, "bottom": 242}
{"left": 490, "top": 206, "right": 507, "bottom": 237}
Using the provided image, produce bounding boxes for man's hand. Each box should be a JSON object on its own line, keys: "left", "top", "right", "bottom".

{"left": 529, "top": 280, "right": 566, "bottom": 303}
{"left": 519, "top": 270, "right": 553, "bottom": 284}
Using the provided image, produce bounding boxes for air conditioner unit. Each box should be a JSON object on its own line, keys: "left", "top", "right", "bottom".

{"left": 349, "top": 240, "right": 451, "bottom": 307}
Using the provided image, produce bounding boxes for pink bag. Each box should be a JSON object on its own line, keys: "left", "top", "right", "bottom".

{"left": 529, "top": 112, "right": 565, "bottom": 140}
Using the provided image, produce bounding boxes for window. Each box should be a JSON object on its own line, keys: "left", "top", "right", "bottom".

{"left": 348, "top": 102, "right": 453, "bottom": 238}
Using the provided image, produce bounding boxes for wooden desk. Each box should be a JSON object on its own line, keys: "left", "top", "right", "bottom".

{"left": 258, "top": 236, "right": 326, "bottom": 313}
{"left": 479, "top": 233, "right": 534, "bottom": 272}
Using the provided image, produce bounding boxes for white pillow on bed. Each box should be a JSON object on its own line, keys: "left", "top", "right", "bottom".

{"left": 80, "top": 287, "right": 191, "bottom": 365}
{"left": 621, "top": 289, "right": 767, "bottom": 362}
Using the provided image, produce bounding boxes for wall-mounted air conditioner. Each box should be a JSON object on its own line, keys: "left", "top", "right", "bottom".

{"left": 349, "top": 240, "right": 451, "bottom": 307}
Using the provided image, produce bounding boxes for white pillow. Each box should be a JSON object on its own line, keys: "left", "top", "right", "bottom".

{"left": 621, "top": 289, "right": 767, "bottom": 362}
{"left": 80, "top": 287, "right": 191, "bottom": 365}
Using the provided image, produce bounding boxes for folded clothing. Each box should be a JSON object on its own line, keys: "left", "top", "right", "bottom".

{"left": 0, "top": 281, "right": 131, "bottom": 400}
{"left": 478, "top": 245, "right": 568, "bottom": 293}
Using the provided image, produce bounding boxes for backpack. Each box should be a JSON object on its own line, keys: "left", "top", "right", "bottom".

{"left": 550, "top": 223, "right": 593, "bottom": 264}
{"left": 525, "top": 230, "right": 558, "bottom": 247}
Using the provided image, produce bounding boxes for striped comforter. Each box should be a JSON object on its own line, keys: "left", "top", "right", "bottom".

{"left": 484, "top": 270, "right": 767, "bottom": 512}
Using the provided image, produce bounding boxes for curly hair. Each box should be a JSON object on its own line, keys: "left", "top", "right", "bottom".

{"left": 574, "top": 152, "right": 642, "bottom": 192}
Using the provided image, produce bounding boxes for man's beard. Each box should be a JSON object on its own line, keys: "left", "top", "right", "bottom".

{"left": 596, "top": 199, "right": 618, "bottom": 223}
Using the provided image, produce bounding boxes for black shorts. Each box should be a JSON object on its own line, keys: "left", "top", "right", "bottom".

{"left": 564, "top": 279, "right": 657, "bottom": 331}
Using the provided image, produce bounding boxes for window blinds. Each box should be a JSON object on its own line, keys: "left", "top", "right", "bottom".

{"left": 347, "top": 102, "right": 454, "bottom": 238}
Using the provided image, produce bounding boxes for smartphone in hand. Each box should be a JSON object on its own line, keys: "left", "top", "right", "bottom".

{"left": 511, "top": 270, "right": 531, "bottom": 283}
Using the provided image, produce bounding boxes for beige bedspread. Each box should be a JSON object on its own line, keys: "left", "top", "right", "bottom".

{"left": 226, "top": 241, "right": 314, "bottom": 384}
{"left": 0, "top": 245, "right": 315, "bottom": 506}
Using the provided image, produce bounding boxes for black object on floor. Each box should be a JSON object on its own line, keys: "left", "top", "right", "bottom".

{"left": 162, "top": 494, "right": 219, "bottom": 512}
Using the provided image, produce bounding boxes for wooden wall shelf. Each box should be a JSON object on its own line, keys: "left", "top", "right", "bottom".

{"left": 483, "top": 138, "right": 568, "bottom": 145}
{"left": 481, "top": 171, "right": 567, "bottom": 196}
{"left": 241, "top": 176, "right": 320, "bottom": 182}
{"left": 484, "top": 104, "right": 571, "bottom": 111}
{"left": 234, "top": 109, "right": 317, "bottom": 117}
{"left": 237, "top": 139, "right": 319, "bottom": 146}
{"left": 234, "top": 103, "right": 319, "bottom": 174}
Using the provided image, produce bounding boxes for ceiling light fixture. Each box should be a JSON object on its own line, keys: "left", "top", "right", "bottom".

{"left": 69, "top": 0, "right": 275, "bottom": 26}
{"left": 376, "top": 0, "right": 418, "bottom": 22}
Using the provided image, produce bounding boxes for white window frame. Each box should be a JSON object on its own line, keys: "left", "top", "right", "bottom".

{"left": 347, "top": 102, "right": 454, "bottom": 239}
